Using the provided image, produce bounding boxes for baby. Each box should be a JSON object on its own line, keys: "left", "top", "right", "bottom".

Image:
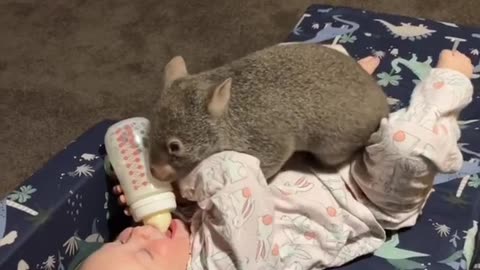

{"left": 80, "top": 48, "right": 474, "bottom": 270}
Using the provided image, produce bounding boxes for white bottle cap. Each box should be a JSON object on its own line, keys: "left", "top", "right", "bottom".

{"left": 130, "top": 192, "right": 177, "bottom": 223}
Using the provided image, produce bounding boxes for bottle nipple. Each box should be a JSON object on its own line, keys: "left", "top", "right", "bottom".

{"left": 143, "top": 211, "right": 173, "bottom": 233}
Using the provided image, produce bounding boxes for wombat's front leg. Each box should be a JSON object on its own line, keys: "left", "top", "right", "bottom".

{"left": 261, "top": 162, "right": 287, "bottom": 180}
{"left": 313, "top": 150, "right": 354, "bottom": 168}
{"left": 256, "top": 141, "right": 296, "bottom": 180}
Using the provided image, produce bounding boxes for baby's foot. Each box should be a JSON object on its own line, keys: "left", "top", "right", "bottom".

{"left": 358, "top": 56, "right": 381, "bottom": 75}
{"left": 436, "top": 49, "right": 473, "bottom": 78}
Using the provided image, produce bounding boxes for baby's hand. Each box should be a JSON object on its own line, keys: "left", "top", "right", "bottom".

{"left": 436, "top": 49, "right": 474, "bottom": 78}
{"left": 113, "top": 184, "right": 131, "bottom": 216}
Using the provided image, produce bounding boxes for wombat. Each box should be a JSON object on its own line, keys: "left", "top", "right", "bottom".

{"left": 149, "top": 43, "right": 389, "bottom": 182}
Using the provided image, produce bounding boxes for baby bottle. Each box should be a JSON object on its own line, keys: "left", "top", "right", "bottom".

{"left": 104, "top": 117, "right": 176, "bottom": 232}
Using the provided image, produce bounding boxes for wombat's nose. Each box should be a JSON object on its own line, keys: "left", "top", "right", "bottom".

{"left": 151, "top": 163, "right": 177, "bottom": 182}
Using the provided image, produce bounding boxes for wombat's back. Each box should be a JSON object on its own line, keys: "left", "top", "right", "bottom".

{"left": 191, "top": 43, "right": 389, "bottom": 167}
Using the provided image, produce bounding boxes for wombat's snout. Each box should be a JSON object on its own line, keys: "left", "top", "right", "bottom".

{"left": 149, "top": 139, "right": 176, "bottom": 181}
{"left": 151, "top": 163, "right": 177, "bottom": 182}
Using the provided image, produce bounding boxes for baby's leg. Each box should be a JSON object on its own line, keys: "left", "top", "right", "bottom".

{"left": 346, "top": 117, "right": 439, "bottom": 230}
{"left": 346, "top": 50, "right": 474, "bottom": 230}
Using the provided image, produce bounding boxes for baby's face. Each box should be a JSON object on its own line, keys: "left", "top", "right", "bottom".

{"left": 80, "top": 220, "right": 190, "bottom": 270}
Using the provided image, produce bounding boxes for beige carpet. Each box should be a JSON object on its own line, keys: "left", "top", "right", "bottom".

{"left": 1, "top": 0, "right": 480, "bottom": 197}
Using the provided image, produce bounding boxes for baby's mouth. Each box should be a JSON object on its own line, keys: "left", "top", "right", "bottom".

{"left": 167, "top": 219, "right": 178, "bottom": 239}
{"left": 166, "top": 227, "right": 173, "bottom": 238}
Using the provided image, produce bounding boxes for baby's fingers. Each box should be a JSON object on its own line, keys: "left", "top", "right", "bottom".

{"left": 113, "top": 185, "right": 123, "bottom": 195}
{"left": 123, "top": 207, "right": 132, "bottom": 217}
{"left": 117, "top": 194, "right": 127, "bottom": 205}
{"left": 115, "top": 195, "right": 131, "bottom": 216}
{"left": 111, "top": 185, "right": 131, "bottom": 216}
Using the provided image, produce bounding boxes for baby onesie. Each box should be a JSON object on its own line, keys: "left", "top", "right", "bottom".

{"left": 177, "top": 68, "right": 473, "bottom": 270}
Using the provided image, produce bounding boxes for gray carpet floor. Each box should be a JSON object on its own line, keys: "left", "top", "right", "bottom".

{"left": 1, "top": 0, "right": 480, "bottom": 197}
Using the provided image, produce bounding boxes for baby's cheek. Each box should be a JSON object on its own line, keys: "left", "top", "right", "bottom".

{"left": 171, "top": 240, "right": 190, "bottom": 259}
{"left": 151, "top": 239, "right": 188, "bottom": 256}
{"left": 150, "top": 239, "right": 190, "bottom": 269}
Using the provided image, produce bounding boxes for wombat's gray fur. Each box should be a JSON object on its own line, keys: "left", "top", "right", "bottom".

{"left": 149, "top": 43, "right": 389, "bottom": 181}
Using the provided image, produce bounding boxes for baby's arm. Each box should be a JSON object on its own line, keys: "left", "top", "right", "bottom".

{"left": 345, "top": 50, "right": 474, "bottom": 230}
{"left": 179, "top": 151, "right": 275, "bottom": 270}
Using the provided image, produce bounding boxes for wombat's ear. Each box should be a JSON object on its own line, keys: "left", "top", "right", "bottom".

{"left": 164, "top": 56, "right": 188, "bottom": 88}
{"left": 208, "top": 78, "right": 232, "bottom": 118}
